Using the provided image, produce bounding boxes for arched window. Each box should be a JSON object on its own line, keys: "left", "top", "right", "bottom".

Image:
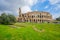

{"left": 28, "top": 16, "right": 29, "bottom": 17}
{"left": 38, "top": 19, "right": 39, "bottom": 21}
{"left": 40, "top": 20, "right": 41, "bottom": 22}
{"left": 40, "top": 16, "right": 41, "bottom": 18}
{"left": 22, "top": 14, "right": 24, "bottom": 17}
{"left": 25, "top": 20, "right": 28, "bottom": 22}
{"left": 42, "top": 15, "right": 43, "bottom": 18}
{"left": 38, "top": 15, "right": 39, "bottom": 17}
{"left": 25, "top": 15, "right": 26, "bottom": 17}
{"left": 36, "top": 20, "right": 37, "bottom": 23}
{"left": 25, "top": 20, "right": 26, "bottom": 22}
{"left": 30, "top": 19, "right": 31, "bottom": 22}
{"left": 34, "top": 19, "right": 35, "bottom": 22}
{"left": 32, "top": 16, "right": 34, "bottom": 18}
{"left": 34, "top": 16, "right": 35, "bottom": 18}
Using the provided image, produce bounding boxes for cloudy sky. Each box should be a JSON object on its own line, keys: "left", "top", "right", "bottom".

{"left": 0, "top": 0, "right": 60, "bottom": 19}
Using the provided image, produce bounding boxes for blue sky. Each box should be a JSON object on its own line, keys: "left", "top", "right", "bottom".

{"left": 0, "top": 0, "right": 60, "bottom": 19}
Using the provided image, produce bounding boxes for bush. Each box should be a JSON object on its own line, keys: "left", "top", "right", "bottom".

{"left": 0, "top": 13, "right": 16, "bottom": 25}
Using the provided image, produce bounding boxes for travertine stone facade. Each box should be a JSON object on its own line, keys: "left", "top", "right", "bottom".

{"left": 18, "top": 8, "right": 52, "bottom": 23}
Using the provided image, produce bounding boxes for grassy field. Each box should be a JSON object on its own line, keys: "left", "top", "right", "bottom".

{"left": 0, "top": 23, "right": 60, "bottom": 40}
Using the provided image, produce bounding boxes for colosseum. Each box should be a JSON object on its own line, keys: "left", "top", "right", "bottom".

{"left": 18, "top": 8, "right": 52, "bottom": 23}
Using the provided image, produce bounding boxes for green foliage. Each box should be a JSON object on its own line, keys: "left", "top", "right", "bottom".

{"left": 56, "top": 17, "right": 60, "bottom": 21}
{"left": 8, "top": 14, "right": 16, "bottom": 24}
{"left": 0, "top": 13, "right": 16, "bottom": 25}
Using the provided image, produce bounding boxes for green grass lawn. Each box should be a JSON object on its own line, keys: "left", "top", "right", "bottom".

{"left": 0, "top": 23, "right": 60, "bottom": 40}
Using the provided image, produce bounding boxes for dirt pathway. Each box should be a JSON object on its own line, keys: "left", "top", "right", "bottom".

{"left": 33, "top": 26, "right": 45, "bottom": 32}
{"left": 9, "top": 25, "right": 21, "bottom": 28}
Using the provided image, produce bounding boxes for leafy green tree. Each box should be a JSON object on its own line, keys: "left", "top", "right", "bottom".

{"left": 0, "top": 13, "right": 16, "bottom": 25}
{"left": 0, "top": 16, "right": 2, "bottom": 24}
{"left": 8, "top": 14, "right": 16, "bottom": 24}
{"left": 56, "top": 17, "right": 60, "bottom": 21}
{"left": 1, "top": 13, "right": 7, "bottom": 24}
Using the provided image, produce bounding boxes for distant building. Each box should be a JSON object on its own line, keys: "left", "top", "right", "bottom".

{"left": 18, "top": 8, "right": 52, "bottom": 23}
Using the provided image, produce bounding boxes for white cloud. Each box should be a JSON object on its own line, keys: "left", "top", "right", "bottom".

{"left": 23, "top": 0, "right": 38, "bottom": 6}
{"left": 41, "top": 0, "right": 46, "bottom": 3}
{"left": 38, "top": 0, "right": 46, "bottom": 3}
{"left": 0, "top": 0, "right": 38, "bottom": 15}
{"left": 54, "top": 4, "right": 60, "bottom": 11}
{"left": 35, "top": 9, "right": 38, "bottom": 11}
{"left": 0, "top": 11, "right": 3, "bottom": 15}
{"left": 3, "top": 11, "right": 13, "bottom": 14}
{"left": 21, "top": 6, "right": 32, "bottom": 13}
{"left": 52, "top": 13, "right": 60, "bottom": 19}
{"left": 48, "top": 4, "right": 60, "bottom": 12}
{"left": 0, "top": 10, "right": 13, "bottom": 15}
{"left": 48, "top": 6, "right": 60, "bottom": 19}
{"left": 44, "top": 5, "right": 49, "bottom": 9}
{"left": 48, "top": 0, "right": 60, "bottom": 19}
{"left": 48, "top": 0, "right": 60, "bottom": 5}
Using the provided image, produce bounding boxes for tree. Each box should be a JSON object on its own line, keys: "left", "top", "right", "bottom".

{"left": 56, "top": 17, "right": 60, "bottom": 21}
{"left": 8, "top": 14, "right": 16, "bottom": 24}
{"left": 0, "top": 16, "right": 2, "bottom": 24}
{"left": 1, "top": 13, "right": 8, "bottom": 24}
{"left": 0, "top": 13, "right": 16, "bottom": 25}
